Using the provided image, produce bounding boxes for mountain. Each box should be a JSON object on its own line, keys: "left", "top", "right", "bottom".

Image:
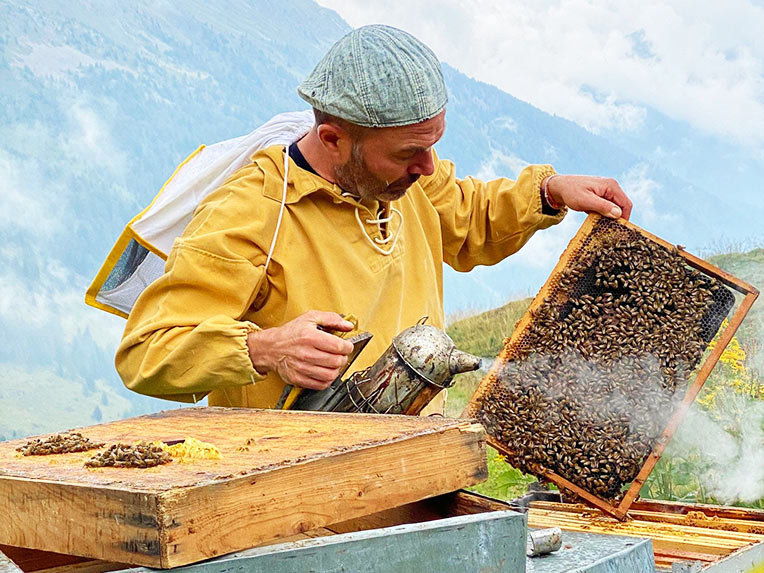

{"left": 1, "top": 0, "right": 761, "bottom": 439}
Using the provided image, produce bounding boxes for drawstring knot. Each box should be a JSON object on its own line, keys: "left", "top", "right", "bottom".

{"left": 342, "top": 192, "right": 403, "bottom": 256}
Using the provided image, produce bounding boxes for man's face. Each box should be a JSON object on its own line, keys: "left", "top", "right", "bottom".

{"left": 333, "top": 111, "right": 446, "bottom": 202}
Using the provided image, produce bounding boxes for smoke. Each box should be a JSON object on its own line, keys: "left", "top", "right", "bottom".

{"left": 478, "top": 357, "right": 497, "bottom": 374}
{"left": 493, "top": 348, "right": 680, "bottom": 436}
{"left": 668, "top": 387, "right": 764, "bottom": 504}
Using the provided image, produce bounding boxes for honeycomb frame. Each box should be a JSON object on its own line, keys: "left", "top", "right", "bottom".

{"left": 468, "top": 214, "right": 759, "bottom": 519}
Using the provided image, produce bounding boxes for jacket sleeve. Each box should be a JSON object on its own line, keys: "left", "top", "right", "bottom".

{"left": 115, "top": 168, "right": 271, "bottom": 403}
{"left": 420, "top": 154, "right": 567, "bottom": 271}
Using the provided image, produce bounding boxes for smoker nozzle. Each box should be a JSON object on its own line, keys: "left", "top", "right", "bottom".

{"left": 449, "top": 349, "right": 482, "bottom": 376}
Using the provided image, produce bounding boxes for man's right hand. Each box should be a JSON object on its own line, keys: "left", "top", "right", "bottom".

{"left": 246, "top": 311, "right": 355, "bottom": 390}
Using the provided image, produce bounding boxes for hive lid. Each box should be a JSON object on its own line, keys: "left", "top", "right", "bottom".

{"left": 0, "top": 408, "right": 487, "bottom": 568}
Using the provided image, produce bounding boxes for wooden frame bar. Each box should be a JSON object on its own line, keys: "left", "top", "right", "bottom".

{"left": 469, "top": 213, "right": 760, "bottom": 520}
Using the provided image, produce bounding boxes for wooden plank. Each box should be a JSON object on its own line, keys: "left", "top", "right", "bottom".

{"left": 34, "top": 561, "right": 128, "bottom": 573}
{"left": 525, "top": 500, "right": 764, "bottom": 570}
{"left": 435, "top": 489, "right": 518, "bottom": 517}
{"left": 704, "top": 539, "right": 764, "bottom": 572}
{"left": 528, "top": 520, "right": 740, "bottom": 557}
{"left": 325, "top": 489, "right": 527, "bottom": 535}
{"left": 327, "top": 500, "right": 444, "bottom": 534}
{"left": 530, "top": 509, "right": 763, "bottom": 545}
{"left": 631, "top": 499, "right": 764, "bottom": 522}
{"left": 528, "top": 508, "right": 755, "bottom": 555}
{"left": 323, "top": 489, "right": 517, "bottom": 534}
{"left": 158, "top": 423, "right": 487, "bottom": 567}
{"left": 109, "top": 511, "right": 527, "bottom": 573}
{"left": 0, "top": 408, "right": 486, "bottom": 569}
{"left": 1, "top": 492, "right": 493, "bottom": 573}
{"left": 0, "top": 545, "right": 127, "bottom": 573}
{"left": 3, "top": 527, "right": 343, "bottom": 573}
{"left": 652, "top": 548, "right": 719, "bottom": 563}
{"left": 532, "top": 501, "right": 764, "bottom": 535}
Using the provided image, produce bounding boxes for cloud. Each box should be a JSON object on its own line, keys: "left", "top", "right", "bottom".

{"left": 475, "top": 148, "right": 529, "bottom": 180}
{"left": 316, "top": 0, "right": 764, "bottom": 147}
{"left": 0, "top": 150, "right": 66, "bottom": 237}
{"left": 509, "top": 211, "right": 585, "bottom": 270}
{"left": 65, "top": 103, "right": 128, "bottom": 177}
{"left": 619, "top": 163, "right": 679, "bottom": 226}
{"left": 673, "top": 401, "right": 764, "bottom": 504}
{"left": 0, "top": 262, "right": 125, "bottom": 350}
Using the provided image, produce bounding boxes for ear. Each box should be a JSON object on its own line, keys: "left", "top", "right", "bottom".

{"left": 316, "top": 123, "right": 353, "bottom": 163}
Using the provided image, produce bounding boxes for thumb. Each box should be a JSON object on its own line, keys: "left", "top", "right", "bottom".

{"left": 591, "top": 196, "right": 622, "bottom": 219}
{"left": 307, "top": 310, "right": 355, "bottom": 332}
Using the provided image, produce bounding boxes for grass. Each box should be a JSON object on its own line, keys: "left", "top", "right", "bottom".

{"left": 445, "top": 297, "right": 531, "bottom": 419}
{"left": 445, "top": 297, "right": 537, "bottom": 500}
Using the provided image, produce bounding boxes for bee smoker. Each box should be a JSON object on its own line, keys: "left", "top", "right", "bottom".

{"left": 290, "top": 319, "right": 482, "bottom": 415}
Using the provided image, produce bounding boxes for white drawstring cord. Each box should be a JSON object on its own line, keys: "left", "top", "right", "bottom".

{"left": 268, "top": 170, "right": 402, "bottom": 262}
{"left": 341, "top": 191, "right": 403, "bottom": 256}
{"left": 264, "top": 145, "right": 290, "bottom": 273}
{"left": 353, "top": 204, "right": 403, "bottom": 256}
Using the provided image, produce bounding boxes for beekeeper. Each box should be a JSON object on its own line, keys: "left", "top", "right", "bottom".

{"left": 115, "top": 25, "right": 632, "bottom": 409}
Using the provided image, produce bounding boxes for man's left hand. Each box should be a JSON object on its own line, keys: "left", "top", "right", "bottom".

{"left": 546, "top": 175, "right": 632, "bottom": 220}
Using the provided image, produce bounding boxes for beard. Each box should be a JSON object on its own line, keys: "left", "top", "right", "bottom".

{"left": 333, "top": 143, "right": 420, "bottom": 202}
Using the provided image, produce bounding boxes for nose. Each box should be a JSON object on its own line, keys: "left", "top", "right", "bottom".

{"left": 408, "top": 150, "right": 435, "bottom": 177}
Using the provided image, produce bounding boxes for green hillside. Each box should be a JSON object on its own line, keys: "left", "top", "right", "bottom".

{"left": 708, "top": 248, "right": 763, "bottom": 353}
{"left": 446, "top": 247, "right": 764, "bottom": 502}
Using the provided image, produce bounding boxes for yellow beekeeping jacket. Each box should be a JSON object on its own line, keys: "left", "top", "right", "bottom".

{"left": 116, "top": 145, "right": 564, "bottom": 408}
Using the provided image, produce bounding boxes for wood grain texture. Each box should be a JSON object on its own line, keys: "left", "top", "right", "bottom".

{"left": 0, "top": 408, "right": 486, "bottom": 568}
{"left": 527, "top": 501, "right": 764, "bottom": 562}
{"left": 109, "top": 511, "right": 526, "bottom": 573}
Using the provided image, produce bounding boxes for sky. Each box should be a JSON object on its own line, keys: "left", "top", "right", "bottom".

{"left": 317, "top": 0, "right": 764, "bottom": 153}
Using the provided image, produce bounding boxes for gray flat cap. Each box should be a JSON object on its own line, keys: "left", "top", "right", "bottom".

{"left": 298, "top": 25, "right": 447, "bottom": 128}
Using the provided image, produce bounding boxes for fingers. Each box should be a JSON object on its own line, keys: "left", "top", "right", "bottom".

{"left": 291, "top": 377, "right": 333, "bottom": 391}
{"left": 609, "top": 182, "right": 633, "bottom": 220}
{"left": 551, "top": 175, "right": 633, "bottom": 220}
{"left": 305, "top": 310, "right": 355, "bottom": 333}
{"left": 313, "top": 331, "right": 355, "bottom": 355}
{"left": 246, "top": 311, "right": 357, "bottom": 390}
{"left": 287, "top": 367, "right": 342, "bottom": 390}
{"left": 280, "top": 353, "right": 347, "bottom": 391}
{"left": 300, "top": 311, "right": 355, "bottom": 355}
{"left": 301, "top": 348, "right": 349, "bottom": 370}
{"left": 591, "top": 194, "right": 624, "bottom": 220}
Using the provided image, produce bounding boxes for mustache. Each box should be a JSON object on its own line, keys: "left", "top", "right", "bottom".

{"left": 387, "top": 174, "right": 420, "bottom": 190}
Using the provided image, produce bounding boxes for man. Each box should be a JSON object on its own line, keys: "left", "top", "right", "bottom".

{"left": 116, "top": 25, "right": 632, "bottom": 409}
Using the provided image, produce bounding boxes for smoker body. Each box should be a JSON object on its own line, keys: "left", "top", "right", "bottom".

{"left": 291, "top": 322, "right": 481, "bottom": 414}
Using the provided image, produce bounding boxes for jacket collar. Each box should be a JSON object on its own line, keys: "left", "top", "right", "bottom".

{"left": 254, "top": 144, "right": 380, "bottom": 215}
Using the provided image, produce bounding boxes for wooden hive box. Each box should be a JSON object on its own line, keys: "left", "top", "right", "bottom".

{"left": 468, "top": 213, "right": 758, "bottom": 519}
{"left": 527, "top": 499, "right": 764, "bottom": 570}
{"left": 0, "top": 408, "right": 487, "bottom": 568}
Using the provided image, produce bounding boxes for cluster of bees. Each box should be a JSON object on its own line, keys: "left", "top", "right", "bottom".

{"left": 85, "top": 443, "right": 171, "bottom": 468}
{"left": 16, "top": 432, "right": 104, "bottom": 456}
{"left": 17, "top": 432, "right": 172, "bottom": 469}
{"left": 473, "top": 221, "right": 732, "bottom": 501}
